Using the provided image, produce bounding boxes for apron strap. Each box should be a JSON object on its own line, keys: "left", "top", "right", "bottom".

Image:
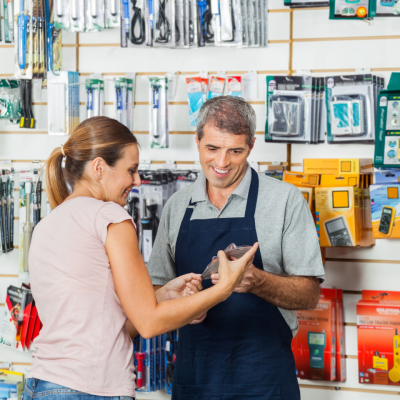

{"left": 243, "top": 168, "right": 259, "bottom": 228}
{"left": 179, "top": 199, "right": 196, "bottom": 233}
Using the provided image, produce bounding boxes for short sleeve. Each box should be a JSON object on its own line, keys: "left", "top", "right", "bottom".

{"left": 146, "top": 202, "right": 177, "bottom": 285}
{"left": 95, "top": 202, "right": 134, "bottom": 245}
{"left": 282, "top": 187, "right": 325, "bottom": 281}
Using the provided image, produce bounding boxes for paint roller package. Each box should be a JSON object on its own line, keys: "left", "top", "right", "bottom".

{"left": 291, "top": 292, "right": 337, "bottom": 381}
{"left": 357, "top": 291, "right": 400, "bottom": 386}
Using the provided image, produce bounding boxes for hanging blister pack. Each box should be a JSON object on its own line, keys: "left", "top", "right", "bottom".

{"left": 207, "top": 75, "right": 226, "bottom": 99}
{"left": 186, "top": 75, "right": 207, "bottom": 127}
{"left": 114, "top": 77, "right": 128, "bottom": 127}
{"left": 126, "top": 73, "right": 136, "bottom": 131}
{"left": 260, "top": 0, "right": 267, "bottom": 47}
{"left": 175, "top": 0, "right": 190, "bottom": 47}
{"left": 14, "top": 0, "right": 34, "bottom": 79}
{"left": 0, "top": 79, "right": 21, "bottom": 123}
{"left": 149, "top": 77, "right": 169, "bottom": 148}
{"left": 211, "top": 0, "right": 243, "bottom": 46}
{"left": 228, "top": 76, "right": 242, "bottom": 97}
{"left": 198, "top": 0, "right": 214, "bottom": 46}
{"left": 201, "top": 243, "right": 252, "bottom": 280}
{"left": 105, "top": 0, "right": 120, "bottom": 27}
{"left": 85, "top": 0, "right": 106, "bottom": 31}
{"left": 154, "top": 0, "right": 175, "bottom": 47}
{"left": 69, "top": 0, "right": 86, "bottom": 32}
{"left": 85, "top": 77, "right": 104, "bottom": 119}
{"left": 325, "top": 75, "right": 375, "bottom": 144}
{"left": 188, "top": 0, "right": 199, "bottom": 46}
{"left": 4, "top": 0, "right": 15, "bottom": 43}
{"left": 265, "top": 75, "right": 312, "bottom": 144}
{"left": 54, "top": 0, "right": 71, "bottom": 30}
{"left": 123, "top": 0, "right": 153, "bottom": 47}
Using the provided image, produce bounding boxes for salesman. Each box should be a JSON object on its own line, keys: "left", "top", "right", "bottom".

{"left": 147, "top": 96, "right": 324, "bottom": 400}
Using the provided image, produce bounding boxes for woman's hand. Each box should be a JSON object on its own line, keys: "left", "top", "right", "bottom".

{"left": 216, "top": 242, "right": 259, "bottom": 294}
{"left": 156, "top": 273, "right": 203, "bottom": 302}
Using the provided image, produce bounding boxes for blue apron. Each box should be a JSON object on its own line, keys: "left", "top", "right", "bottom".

{"left": 172, "top": 168, "right": 300, "bottom": 400}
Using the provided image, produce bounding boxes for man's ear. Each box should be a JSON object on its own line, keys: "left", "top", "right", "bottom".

{"left": 195, "top": 132, "right": 200, "bottom": 150}
{"left": 248, "top": 137, "right": 256, "bottom": 154}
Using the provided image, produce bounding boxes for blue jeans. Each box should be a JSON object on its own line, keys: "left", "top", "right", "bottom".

{"left": 21, "top": 379, "right": 135, "bottom": 400}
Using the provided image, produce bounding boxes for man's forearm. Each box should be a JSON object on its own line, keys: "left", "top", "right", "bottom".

{"left": 251, "top": 272, "right": 320, "bottom": 310}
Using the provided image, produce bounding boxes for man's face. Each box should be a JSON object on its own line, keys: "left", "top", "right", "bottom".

{"left": 196, "top": 123, "right": 255, "bottom": 189}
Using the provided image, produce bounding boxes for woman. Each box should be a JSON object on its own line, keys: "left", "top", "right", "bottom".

{"left": 23, "top": 117, "right": 258, "bottom": 400}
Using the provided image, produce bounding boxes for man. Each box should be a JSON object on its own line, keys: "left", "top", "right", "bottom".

{"left": 147, "top": 96, "right": 324, "bottom": 400}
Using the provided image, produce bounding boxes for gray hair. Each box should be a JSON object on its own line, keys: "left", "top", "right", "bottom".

{"left": 196, "top": 96, "right": 256, "bottom": 146}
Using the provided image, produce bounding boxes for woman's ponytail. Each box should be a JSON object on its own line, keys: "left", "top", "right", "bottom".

{"left": 45, "top": 147, "right": 70, "bottom": 209}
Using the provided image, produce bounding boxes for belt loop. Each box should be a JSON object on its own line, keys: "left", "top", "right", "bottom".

{"left": 33, "top": 379, "right": 37, "bottom": 389}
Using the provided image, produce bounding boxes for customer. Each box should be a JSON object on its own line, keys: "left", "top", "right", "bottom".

{"left": 22, "top": 116, "right": 258, "bottom": 400}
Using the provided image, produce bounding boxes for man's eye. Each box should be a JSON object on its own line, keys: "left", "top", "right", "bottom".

{"left": 232, "top": 150, "right": 242, "bottom": 154}
{"left": 209, "top": 148, "right": 217, "bottom": 152}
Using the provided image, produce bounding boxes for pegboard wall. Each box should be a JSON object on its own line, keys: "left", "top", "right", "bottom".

{"left": 1, "top": 1, "right": 400, "bottom": 399}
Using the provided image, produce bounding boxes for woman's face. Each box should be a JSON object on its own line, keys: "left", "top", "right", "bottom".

{"left": 101, "top": 144, "right": 141, "bottom": 206}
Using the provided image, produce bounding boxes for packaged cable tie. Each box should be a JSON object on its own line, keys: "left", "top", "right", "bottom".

{"left": 228, "top": 76, "right": 242, "bottom": 97}
{"left": 85, "top": 0, "right": 106, "bottom": 31}
{"left": 154, "top": 0, "right": 176, "bottom": 47}
{"left": 149, "top": 77, "right": 169, "bottom": 148}
{"left": 106, "top": 0, "right": 121, "bottom": 28}
{"left": 201, "top": 243, "right": 252, "bottom": 280}
{"left": 207, "top": 75, "right": 226, "bottom": 99}
{"left": 186, "top": 76, "right": 205, "bottom": 127}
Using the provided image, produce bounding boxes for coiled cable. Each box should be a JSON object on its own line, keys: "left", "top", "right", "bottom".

{"left": 201, "top": 3, "right": 214, "bottom": 44}
{"left": 155, "top": 0, "right": 172, "bottom": 43}
{"left": 130, "top": 0, "right": 146, "bottom": 45}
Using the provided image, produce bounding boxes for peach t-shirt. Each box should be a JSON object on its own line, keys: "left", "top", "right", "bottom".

{"left": 28, "top": 197, "right": 136, "bottom": 397}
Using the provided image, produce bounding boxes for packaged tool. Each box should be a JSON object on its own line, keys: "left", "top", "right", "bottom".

{"left": 126, "top": 73, "right": 136, "bottom": 131}
{"left": 114, "top": 77, "right": 128, "bottom": 128}
{"left": 374, "top": 73, "right": 400, "bottom": 168}
{"left": 85, "top": 0, "right": 106, "bottom": 31}
{"left": 357, "top": 291, "right": 400, "bottom": 386}
{"left": 329, "top": 0, "right": 370, "bottom": 19}
{"left": 266, "top": 75, "right": 313, "bottom": 144}
{"left": 134, "top": 336, "right": 153, "bottom": 392}
{"left": 164, "top": 331, "right": 177, "bottom": 395}
{"left": 198, "top": 0, "right": 214, "bottom": 46}
{"left": 86, "top": 77, "right": 104, "bottom": 119}
{"left": 292, "top": 287, "right": 345, "bottom": 382}
{"left": 49, "top": 0, "right": 63, "bottom": 73}
{"left": 153, "top": 0, "right": 176, "bottom": 48}
{"left": 284, "top": 0, "right": 329, "bottom": 8}
{"left": 149, "top": 77, "right": 169, "bottom": 148}
{"left": 0, "top": 370, "right": 24, "bottom": 399}
{"left": 172, "top": 170, "right": 198, "bottom": 191}
{"left": 325, "top": 75, "right": 376, "bottom": 144}
{"left": 188, "top": 0, "right": 199, "bottom": 47}
{"left": 211, "top": 0, "right": 243, "bottom": 47}
{"left": 0, "top": 79, "right": 21, "bottom": 123}
{"left": 175, "top": 0, "right": 190, "bottom": 48}
{"left": 201, "top": 243, "right": 252, "bottom": 279}
{"left": 207, "top": 75, "right": 226, "bottom": 99}
{"left": 106, "top": 0, "right": 121, "bottom": 27}
{"left": 186, "top": 74, "right": 207, "bottom": 127}
{"left": 370, "top": 184, "right": 400, "bottom": 239}
{"left": 228, "top": 76, "right": 242, "bottom": 97}
{"left": 48, "top": 71, "right": 80, "bottom": 135}
{"left": 4, "top": 0, "right": 15, "bottom": 43}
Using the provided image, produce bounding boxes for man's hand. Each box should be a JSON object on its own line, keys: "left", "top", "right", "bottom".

{"left": 211, "top": 264, "right": 263, "bottom": 294}
{"left": 156, "top": 273, "right": 203, "bottom": 302}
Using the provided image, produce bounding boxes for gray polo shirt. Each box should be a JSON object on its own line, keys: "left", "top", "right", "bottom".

{"left": 147, "top": 164, "right": 325, "bottom": 336}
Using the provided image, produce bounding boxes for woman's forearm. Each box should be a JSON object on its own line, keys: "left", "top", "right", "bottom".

{"left": 139, "top": 284, "right": 230, "bottom": 338}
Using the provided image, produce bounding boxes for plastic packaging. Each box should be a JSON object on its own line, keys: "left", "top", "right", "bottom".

{"left": 114, "top": 77, "right": 128, "bottom": 127}
{"left": 228, "top": 76, "right": 242, "bottom": 97}
{"left": 85, "top": 0, "right": 106, "bottom": 31}
{"left": 201, "top": 243, "right": 252, "bottom": 279}
{"left": 105, "top": 0, "right": 121, "bottom": 27}
{"left": 149, "top": 77, "right": 169, "bottom": 148}
{"left": 154, "top": 0, "right": 176, "bottom": 47}
{"left": 207, "top": 75, "right": 226, "bottom": 99}
{"left": 186, "top": 76, "right": 206, "bottom": 126}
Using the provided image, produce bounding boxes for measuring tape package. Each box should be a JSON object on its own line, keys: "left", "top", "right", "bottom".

{"left": 357, "top": 291, "right": 400, "bottom": 386}
{"left": 325, "top": 74, "right": 377, "bottom": 144}
{"left": 265, "top": 75, "right": 313, "bottom": 144}
{"left": 329, "top": 0, "right": 370, "bottom": 19}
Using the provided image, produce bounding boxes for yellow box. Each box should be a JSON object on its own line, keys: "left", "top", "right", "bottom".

{"left": 283, "top": 171, "right": 320, "bottom": 187}
{"left": 304, "top": 159, "right": 373, "bottom": 176}
{"left": 316, "top": 187, "right": 358, "bottom": 247}
{"left": 320, "top": 174, "right": 360, "bottom": 188}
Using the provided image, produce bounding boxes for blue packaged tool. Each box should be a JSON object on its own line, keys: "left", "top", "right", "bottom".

{"left": 164, "top": 331, "right": 177, "bottom": 395}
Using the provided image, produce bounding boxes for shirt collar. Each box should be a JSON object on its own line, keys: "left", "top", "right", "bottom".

{"left": 191, "top": 163, "right": 252, "bottom": 203}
